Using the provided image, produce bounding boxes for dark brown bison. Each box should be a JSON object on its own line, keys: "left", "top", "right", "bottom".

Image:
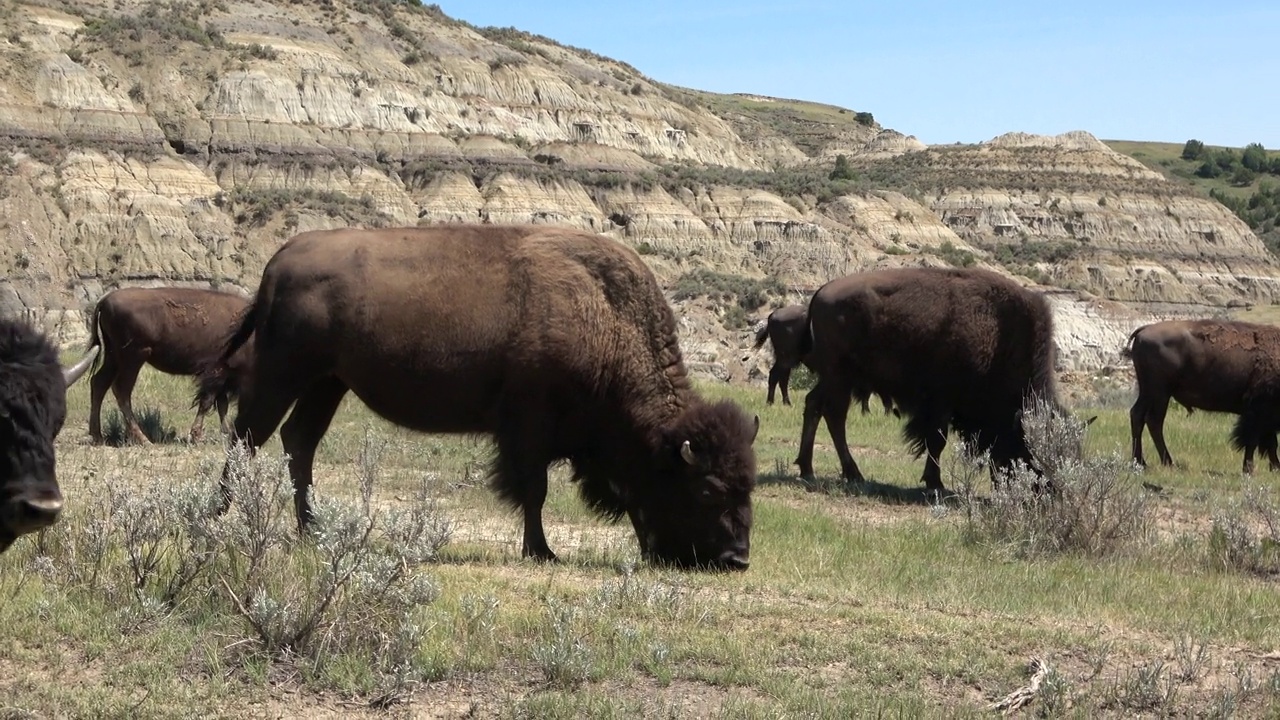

{"left": 86, "top": 287, "right": 251, "bottom": 444}
{"left": 754, "top": 304, "right": 809, "bottom": 406}
{"left": 1, "top": 317, "right": 97, "bottom": 552}
{"left": 794, "top": 267, "right": 1068, "bottom": 492}
{"left": 202, "top": 225, "right": 759, "bottom": 571}
{"left": 753, "top": 304, "right": 895, "bottom": 415}
{"left": 1126, "top": 319, "right": 1280, "bottom": 474}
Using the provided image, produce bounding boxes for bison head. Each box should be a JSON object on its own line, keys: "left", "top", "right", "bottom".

{"left": 635, "top": 400, "right": 758, "bottom": 571}
{"left": 0, "top": 325, "right": 82, "bottom": 553}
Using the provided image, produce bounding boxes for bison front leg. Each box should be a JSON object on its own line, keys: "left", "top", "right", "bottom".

{"left": 514, "top": 466, "right": 556, "bottom": 562}
{"left": 795, "top": 382, "right": 827, "bottom": 481}
{"left": 920, "top": 424, "right": 950, "bottom": 492}
{"left": 1266, "top": 433, "right": 1280, "bottom": 472}
{"left": 493, "top": 423, "right": 558, "bottom": 562}
{"left": 189, "top": 398, "right": 210, "bottom": 444}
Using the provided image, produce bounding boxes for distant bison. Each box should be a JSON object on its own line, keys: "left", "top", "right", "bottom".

{"left": 794, "top": 267, "right": 1069, "bottom": 492}
{"left": 1, "top": 317, "right": 97, "bottom": 552}
{"left": 1126, "top": 319, "right": 1280, "bottom": 474}
{"left": 86, "top": 287, "right": 252, "bottom": 444}
{"left": 754, "top": 304, "right": 809, "bottom": 406}
{"left": 202, "top": 225, "right": 759, "bottom": 570}
{"left": 753, "top": 304, "right": 895, "bottom": 415}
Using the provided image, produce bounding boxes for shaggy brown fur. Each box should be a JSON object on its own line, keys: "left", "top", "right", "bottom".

{"left": 86, "top": 287, "right": 251, "bottom": 444}
{"left": 1125, "top": 319, "right": 1280, "bottom": 474}
{"left": 0, "top": 318, "right": 96, "bottom": 552}
{"left": 794, "top": 267, "right": 1065, "bottom": 492}
{"left": 202, "top": 225, "right": 759, "bottom": 570}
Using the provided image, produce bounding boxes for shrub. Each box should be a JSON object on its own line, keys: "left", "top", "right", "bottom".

{"left": 930, "top": 241, "right": 976, "bottom": 268}
{"left": 1181, "top": 139, "right": 1206, "bottom": 161}
{"left": 1205, "top": 484, "right": 1280, "bottom": 575}
{"left": 103, "top": 407, "right": 178, "bottom": 446}
{"left": 27, "top": 434, "right": 453, "bottom": 699}
{"left": 671, "top": 269, "right": 784, "bottom": 313}
{"left": 953, "top": 397, "right": 1153, "bottom": 558}
{"left": 829, "top": 154, "right": 856, "bottom": 181}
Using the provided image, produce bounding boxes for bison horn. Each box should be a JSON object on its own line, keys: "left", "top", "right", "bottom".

{"left": 750, "top": 415, "right": 760, "bottom": 444}
{"left": 680, "top": 440, "right": 698, "bottom": 466}
{"left": 62, "top": 346, "right": 99, "bottom": 387}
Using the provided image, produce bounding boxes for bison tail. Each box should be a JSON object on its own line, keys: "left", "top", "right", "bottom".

{"left": 796, "top": 315, "right": 814, "bottom": 360}
{"left": 1121, "top": 326, "right": 1145, "bottom": 359}
{"left": 752, "top": 323, "right": 770, "bottom": 350}
{"left": 195, "top": 302, "right": 257, "bottom": 406}
{"left": 84, "top": 296, "right": 106, "bottom": 372}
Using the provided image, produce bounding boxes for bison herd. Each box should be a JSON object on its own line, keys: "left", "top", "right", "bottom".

{"left": 2, "top": 224, "right": 1279, "bottom": 568}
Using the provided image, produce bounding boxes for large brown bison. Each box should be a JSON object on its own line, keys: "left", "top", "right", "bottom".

{"left": 794, "top": 267, "right": 1067, "bottom": 492}
{"left": 202, "top": 225, "right": 759, "bottom": 571}
{"left": 1, "top": 317, "right": 97, "bottom": 552}
{"left": 1126, "top": 319, "right": 1280, "bottom": 474}
{"left": 86, "top": 287, "right": 251, "bottom": 444}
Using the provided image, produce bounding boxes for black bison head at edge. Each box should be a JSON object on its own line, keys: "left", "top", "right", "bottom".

{"left": 0, "top": 318, "right": 97, "bottom": 553}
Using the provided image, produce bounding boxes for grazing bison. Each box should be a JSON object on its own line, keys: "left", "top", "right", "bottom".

{"left": 1126, "top": 319, "right": 1280, "bottom": 474}
{"left": 1, "top": 317, "right": 97, "bottom": 552}
{"left": 753, "top": 304, "right": 895, "bottom": 415}
{"left": 86, "top": 287, "right": 251, "bottom": 445}
{"left": 794, "top": 267, "right": 1068, "bottom": 492}
{"left": 202, "top": 225, "right": 759, "bottom": 570}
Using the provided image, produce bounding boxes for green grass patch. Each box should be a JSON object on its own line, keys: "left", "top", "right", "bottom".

{"left": 9, "top": 365, "right": 1280, "bottom": 716}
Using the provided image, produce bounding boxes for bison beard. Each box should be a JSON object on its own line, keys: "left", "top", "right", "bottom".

{"left": 1126, "top": 319, "right": 1280, "bottom": 474}
{"left": 793, "top": 267, "right": 1066, "bottom": 492}
{"left": 202, "top": 225, "right": 758, "bottom": 571}
{"left": 0, "top": 318, "right": 96, "bottom": 553}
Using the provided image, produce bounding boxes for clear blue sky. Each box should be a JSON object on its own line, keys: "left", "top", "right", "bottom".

{"left": 438, "top": 1, "right": 1279, "bottom": 149}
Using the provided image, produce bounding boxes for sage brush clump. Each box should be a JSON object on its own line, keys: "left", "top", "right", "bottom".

{"left": 1206, "top": 483, "right": 1280, "bottom": 575}
{"left": 954, "top": 398, "right": 1152, "bottom": 558}
{"left": 22, "top": 437, "right": 452, "bottom": 699}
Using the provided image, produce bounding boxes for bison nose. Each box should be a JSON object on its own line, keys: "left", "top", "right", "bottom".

{"left": 11, "top": 494, "right": 64, "bottom": 533}
{"left": 717, "top": 550, "right": 750, "bottom": 572}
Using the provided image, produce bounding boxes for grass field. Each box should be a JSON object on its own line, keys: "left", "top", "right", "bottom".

{"left": 4, "top": 364, "right": 1280, "bottom": 718}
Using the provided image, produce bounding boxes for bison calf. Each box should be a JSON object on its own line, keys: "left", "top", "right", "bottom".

{"left": 203, "top": 225, "right": 759, "bottom": 571}
{"left": 86, "top": 287, "right": 251, "bottom": 445}
{"left": 794, "top": 267, "right": 1071, "bottom": 492}
{"left": 1127, "top": 319, "right": 1280, "bottom": 474}
{"left": 1, "top": 318, "right": 97, "bottom": 552}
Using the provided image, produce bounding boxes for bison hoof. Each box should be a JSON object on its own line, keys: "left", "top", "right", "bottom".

{"left": 522, "top": 547, "right": 558, "bottom": 563}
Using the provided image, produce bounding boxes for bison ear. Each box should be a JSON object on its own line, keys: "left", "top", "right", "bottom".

{"left": 750, "top": 415, "right": 760, "bottom": 445}
{"left": 680, "top": 440, "right": 698, "bottom": 466}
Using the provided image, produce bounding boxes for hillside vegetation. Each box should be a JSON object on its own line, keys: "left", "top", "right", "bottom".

{"left": 1106, "top": 139, "right": 1280, "bottom": 252}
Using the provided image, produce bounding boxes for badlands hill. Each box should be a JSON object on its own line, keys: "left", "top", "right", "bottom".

{"left": 1, "top": 0, "right": 1275, "bottom": 380}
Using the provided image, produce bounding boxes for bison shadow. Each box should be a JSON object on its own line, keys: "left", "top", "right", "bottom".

{"left": 758, "top": 460, "right": 953, "bottom": 507}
